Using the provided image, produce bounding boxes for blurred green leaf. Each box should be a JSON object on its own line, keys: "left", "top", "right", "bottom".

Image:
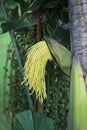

{"left": 13, "top": 0, "right": 29, "bottom": 14}
{"left": 0, "top": 5, "right": 5, "bottom": 23}
{"left": 33, "top": 112, "right": 54, "bottom": 130}
{"left": 14, "top": 110, "right": 54, "bottom": 130}
{"left": 44, "top": 1, "right": 58, "bottom": 9}
{"left": 1, "top": 4, "right": 38, "bottom": 33}
{"left": 4, "top": 0, "right": 17, "bottom": 9}
{"left": 14, "top": 111, "right": 34, "bottom": 130}
{"left": 1, "top": 17, "right": 37, "bottom": 32}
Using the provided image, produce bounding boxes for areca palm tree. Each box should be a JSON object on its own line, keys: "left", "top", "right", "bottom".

{"left": 68, "top": 0, "right": 87, "bottom": 129}
{"left": 1, "top": 0, "right": 87, "bottom": 129}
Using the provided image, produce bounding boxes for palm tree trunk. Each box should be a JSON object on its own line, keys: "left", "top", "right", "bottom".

{"left": 69, "top": 0, "right": 87, "bottom": 76}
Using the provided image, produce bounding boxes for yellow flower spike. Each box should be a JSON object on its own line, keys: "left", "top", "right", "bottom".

{"left": 23, "top": 37, "right": 71, "bottom": 103}
{"left": 23, "top": 41, "right": 52, "bottom": 103}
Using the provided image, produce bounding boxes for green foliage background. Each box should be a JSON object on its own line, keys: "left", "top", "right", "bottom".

{"left": 0, "top": 0, "right": 70, "bottom": 130}
{"left": 0, "top": 33, "right": 11, "bottom": 130}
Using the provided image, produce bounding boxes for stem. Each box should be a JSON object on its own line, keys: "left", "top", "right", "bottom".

{"left": 36, "top": 9, "right": 42, "bottom": 112}
{"left": 37, "top": 10, "right": 42, "bottom": 41}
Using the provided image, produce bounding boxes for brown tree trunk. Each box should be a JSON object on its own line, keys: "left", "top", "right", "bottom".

{"left": 36, "top": 10, "right": 42, "bottom": 112}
